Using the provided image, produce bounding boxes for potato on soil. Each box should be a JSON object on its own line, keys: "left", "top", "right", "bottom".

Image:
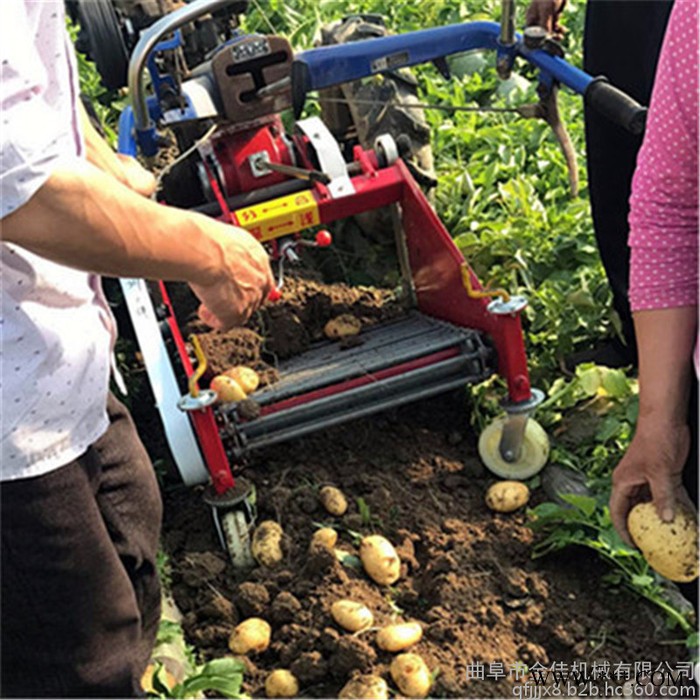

{"left": 324, "top": 314, "right": 362, "bottom": 340}
{"left": 390, "top": 653, "right": 432, "bottom": 698}
{"left": 338, "top": 675, "right": 389, "bottom": 699}
{"left": 252, "top": 520, "right": 284, "bottom": 567}
{"left": 224, "top": 366, "right": 260, "bottom": 395}
{"left": 265, "top": 669, "right": 299, "bottom": 698}
{"left": 319, "top": 485, "right": 348, "bottom": 516}
{"left": 376, "top": 621, "right": 423, "bottom": 652}
{"left": 359, "top": 534, "right": 401, "bottom": 585}
{"left": 210, "top": 374, "right": 247, "bottom": 403}
{"left": 331, "top": 599, "right": 374, "bottom": 632}
{"left": 311, "top": 527, "right": 338, "bottom": 549}
{"left": 485, "top": 480, "right": 530, "bottom": 513}
{"left": 228, "top": 617, "right": 272, "bottom": 654}
{"left": 627, "top": 502, "right": 699, "bottom": 582}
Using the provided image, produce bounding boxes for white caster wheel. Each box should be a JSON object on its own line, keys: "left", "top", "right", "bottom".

{"left": 478, "top": 416, "right": 550, "bottom": 480}
{"left": 220, "top": 509, "right": 255, "bottom": 569}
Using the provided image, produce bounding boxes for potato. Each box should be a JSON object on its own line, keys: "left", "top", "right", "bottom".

{"left": 376, "top": 621, "right": 423, "bottom": 652}
{"left": 338, "top": 675, "right": 389, "bottom": 699}
{"left": 211, "top": 375, "right": 247, "bottom": 403}
{"left": 252, "top": 520, "right": 284, "bottom": 567}
{"left": 265, "top": 669, "right": 299, "bottom": 698}
{"left": 485, "top": 480, "right": 530, "bottom": 513}
{"left": 311, "top": 527, "right": 338, "bottom": 550}
{"left": 324, "top": 314, "right": 362, "bottom": 340}
{"left": 228, "top": 617, "right": 271, "bottom": 655}
{"left": 359, "top": 535, "right": 401, "bottom": 586}
{"left": 224, "top": 366, "right": 260, "bottom": 395}
{"left": 390, "top": 653, "right": 432, "bottom": 699}
{"left": 627, "top": 502, "right": 699, "bottom": 582}
{"left": 331, "top": 599, "right": 374, "bottom": 632}
{"left": 319, "top": 486, "right": 348, "bottom": 516}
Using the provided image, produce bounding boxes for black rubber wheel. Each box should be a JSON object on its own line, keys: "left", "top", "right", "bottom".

{"left": 318, "top": 15, "right": 435, "bottom": 189}
{"left": 76, "top": 0, "right": 129, "bottom": 91}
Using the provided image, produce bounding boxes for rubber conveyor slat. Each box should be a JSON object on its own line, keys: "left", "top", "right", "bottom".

{"left": 226, "top": 313, "right": 493, "bottom": 458}
{"left": 252, "top": 312, "right": 483, "bottom": 405}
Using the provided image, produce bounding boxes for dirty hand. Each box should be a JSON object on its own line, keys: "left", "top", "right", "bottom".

{"left": 189, "top": 226, "right": 274, "bottom": 331}
{"left": 115, "top": 153, "right": 157, "bottom": 197}
{"left": 609, "top": 418, "right": 691, "bottom": 545}
{"left": 525, "top": 0, "right": 567, "bottom": 40}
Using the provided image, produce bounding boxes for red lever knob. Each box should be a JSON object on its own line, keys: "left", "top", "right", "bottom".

{"left": 267, "top": 287, "right": 282, "bottom": 302}
{"left": 315, "top": 229, "right": 332, "bottom": 247}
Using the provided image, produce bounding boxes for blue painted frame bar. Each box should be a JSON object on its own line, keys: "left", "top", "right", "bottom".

{"left": 291, "top": 20, "right": 594, "bottom": 117}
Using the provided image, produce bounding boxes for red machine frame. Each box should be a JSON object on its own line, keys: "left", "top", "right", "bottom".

{"left": 159, "top": 138, "right": 532, "bottom": 496}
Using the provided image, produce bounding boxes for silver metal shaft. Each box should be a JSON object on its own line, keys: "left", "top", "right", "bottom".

{"left": 500, "top": 0, "right": 517, "bottom": 46}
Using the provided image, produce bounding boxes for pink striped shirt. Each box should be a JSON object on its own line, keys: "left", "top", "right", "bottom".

{"left": 628, "top": 0, "right": 699, "bottom": 313}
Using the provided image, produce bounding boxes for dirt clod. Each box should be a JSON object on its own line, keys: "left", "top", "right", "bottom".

{"left": 236, "top": 582, "right": 270, "bottom": 618}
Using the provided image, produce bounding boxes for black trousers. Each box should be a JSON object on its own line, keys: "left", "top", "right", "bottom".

{"left": 583, "top": 0, "right": 674, "bottom": 364}
{"left": 1, "top": 395, "right": 163, "bottom": 698}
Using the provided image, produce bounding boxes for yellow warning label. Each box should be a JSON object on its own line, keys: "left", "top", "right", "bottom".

{"left": 232, "top": 191, "right": 320, "bottom": 241}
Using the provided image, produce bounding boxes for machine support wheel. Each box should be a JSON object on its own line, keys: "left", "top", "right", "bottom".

{"left": 75, "top": 0, "right": 129, "bottom": 91}
{"left": 478, "top": 415, "right": 550, "bottom": 480}
{"left": 219, "top": 509, "right": 255, "bottom": 569}
{"left": 205, "top": 477, "right": 257, "bottom": 568}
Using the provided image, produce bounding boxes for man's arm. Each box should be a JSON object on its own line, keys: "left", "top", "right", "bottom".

{"left": 79, "top": 101, "right": 157, "bottom": 197}
{"left": 0, "top": 160, "right": 273, "bottom": 330}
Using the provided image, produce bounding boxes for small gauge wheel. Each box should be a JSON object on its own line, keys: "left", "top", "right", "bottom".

{"left": 478, "top": 416, "right": 550, "bottom": 480}
{"left": 220, "top": 509, "right": 255, "bottom": 569}
{"left": 76, "top": 0, "right": 129, "bottom": 91}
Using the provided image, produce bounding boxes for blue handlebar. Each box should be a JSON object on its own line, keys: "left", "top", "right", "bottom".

{"left": 292, "top": 20, "right": 641, "bottom": 128}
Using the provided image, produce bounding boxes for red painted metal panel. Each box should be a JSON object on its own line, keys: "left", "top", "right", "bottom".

{"left": 396, "top": 161, "right": 532, "bottom": 404}
{"left": 159, "top": 282, "right": 236, "bottom": 493}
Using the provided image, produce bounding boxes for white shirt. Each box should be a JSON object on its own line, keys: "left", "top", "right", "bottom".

{"left": 1, "top": 0, "right": 114, "bottom": 480}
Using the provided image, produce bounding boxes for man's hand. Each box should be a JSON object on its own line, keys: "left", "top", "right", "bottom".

{"left": 609, "top": 417, "right": 692, "bottom": 545}
{"left": 189, "top": 226, "right": 274, "bottom": 330}
{"left": 525, "top": 0, "right": 567, "bottom": 40}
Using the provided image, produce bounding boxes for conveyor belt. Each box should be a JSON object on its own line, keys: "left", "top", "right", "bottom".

{"left": 227, "top": 312, "right": 493, "bottom": 458}
{"left": 253, "top": 312, "right": 485, "bottom": 405}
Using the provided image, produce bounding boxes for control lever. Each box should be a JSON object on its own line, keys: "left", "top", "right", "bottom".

{"left": 266, "top": 231, "right": 333, "bottom": 302}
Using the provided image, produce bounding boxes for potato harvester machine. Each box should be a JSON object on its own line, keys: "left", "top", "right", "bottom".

{"left": 114, "top": 0, "right": 646, "bottom": 564}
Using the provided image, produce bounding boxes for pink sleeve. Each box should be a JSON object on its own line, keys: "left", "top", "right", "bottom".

{"left": 627, "top": 0, "right": 699, "bottom": 312}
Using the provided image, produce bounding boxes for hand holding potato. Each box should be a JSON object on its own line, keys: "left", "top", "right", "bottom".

{"left": 609, "top": 418, "right": 691, "bottom": 544}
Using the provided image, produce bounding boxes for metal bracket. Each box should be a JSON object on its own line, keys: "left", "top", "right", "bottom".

{"left": 296, "top": 116, "right": 355, "bottom": 198}
{"left": 119, "top": 278, "right": 209, "bottom": 486}
{"left": 498, "top": 387, "right": 545, "bottom": 462}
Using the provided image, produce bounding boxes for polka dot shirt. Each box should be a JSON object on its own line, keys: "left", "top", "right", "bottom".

{"left": 1, "top": 1, "right": 113, "bottom": 480}
{"left": 628, "top": 0, "right": 699, "bottom": 313}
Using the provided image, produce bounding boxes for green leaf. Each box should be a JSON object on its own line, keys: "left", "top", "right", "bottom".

{"left": 334, "top": 549, "right": 363, "bottom": 570}
{"left": 576, "top": 366, "right": 602, "bottom": 396}
{"left": 600, "top": 368, "right": 631, "bottom": 398}
{"left": 631, "top": 574, "right": 655, "bottom": 588}
{"left": 559, "top": 493, "right": 597, "bottom": 517}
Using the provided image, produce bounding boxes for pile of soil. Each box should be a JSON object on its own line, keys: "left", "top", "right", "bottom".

{"left": 151, "top": 276, "right": 692, "bottom": 699}
{"left": 165, "top": 272, "right": 406, "bottom": 383}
